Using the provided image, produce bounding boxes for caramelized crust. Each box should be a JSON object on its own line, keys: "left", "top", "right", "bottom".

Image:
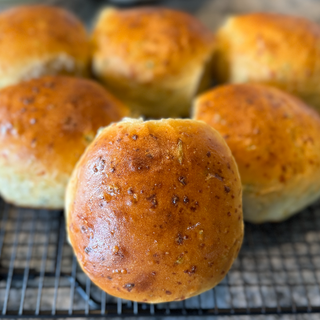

{"left": 194, "top": 84, "right": 320, "bottom": 223}
{"left": 0, "top": 76, "right": 128, "bottom": 209}
{"left": 66, "top": 118, "right": 243, "bottom": 303}
{"left": 92, "top": 7, "right": 215, "bottom": 118}
{"left": 214, "top": 13, "right": 320, "bottom": 112}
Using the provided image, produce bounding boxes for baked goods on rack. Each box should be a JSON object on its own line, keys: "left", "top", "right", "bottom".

{"left": 193, "top": 84, "right": 320, "bottom": 223}
{"left": 91, "top": 7, "right": 215, "bottom": 118}
{"left": 213, "top": 13, "right": 320, "bottom": 112}
{"left": 0, "top": 5, "right": 90, "bottom": 89}
{"left": 0, "top": 76, "right": 128, "bottom": 209}
{"left": 66, "top": 118, "right": 243, "bottom": 302}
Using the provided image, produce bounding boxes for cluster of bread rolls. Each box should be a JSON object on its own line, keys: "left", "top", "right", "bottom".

{"left": 0, "top": 3, "right": 319, "bottom": 304}
{"left": 0, "top": 5, "right": 129, "bottom": 209}
{"left": 195, "top": 13, "right": 320, "bottom": 223}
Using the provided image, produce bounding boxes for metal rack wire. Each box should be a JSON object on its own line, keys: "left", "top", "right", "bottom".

{"left": 0, "top": 199, "right": 320, "bottom": 318}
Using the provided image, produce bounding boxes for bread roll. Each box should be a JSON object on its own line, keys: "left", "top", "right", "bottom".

{"left": 0, "top": 5, "right": 90, "bottom": 89}
{"left": 91, "top": 7, "right": 215, "bottom": 118}
{"left": 66, "top": 118, "right": 243, "bottom": 303}
{"left": 193, "top": 84, "right": 320, "bottom": 223}
{"left": 213, "top": 13, "right": 320, "bottom": 112}
{"left": 0, "top": 76, "right": 128, "bottom": 209}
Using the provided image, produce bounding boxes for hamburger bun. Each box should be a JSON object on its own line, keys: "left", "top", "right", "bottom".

{"left": 213, "top": 13, "right": 320, "bottom": 112}
{"left": 0, "top": 5, "right": 90, "bottom": 89}
{"left": 91, "top": 7, "right": 215, "bottom": 118}
{"left": 193, "top": 84, "right": 320, "bottom": 223}
{"left": 66, "top": 118, "right": 243, "bottom": 303}
{"left": 0, "top": 76, "right": 128, "bottom": 209}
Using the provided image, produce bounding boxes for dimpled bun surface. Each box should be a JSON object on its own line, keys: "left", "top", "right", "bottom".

{"left": 194, "top": 84, "right": 320, "bottom": 223}
{"left": 214, "top": 13, "right": 320, "bottom": 111}
{"left": 91, "top": 7, "right": 215, "bottom": 118}
{"left": 66, "top": 118, "right": 243, "bottom": 303}
{"left": 0, "top": 76, "right": 128, "bottom": 209}
{"left": 0, "top": 5, "right": 90, "bottom": 89}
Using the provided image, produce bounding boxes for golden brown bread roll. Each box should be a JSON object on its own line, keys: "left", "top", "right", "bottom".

{"left": 66, "top": 118, "right": 243, "bottom": 303}
{"left": 0, "top": 76, "right": 128, "bottom": 209}
{"left": 193, "top": 84, "right": 320, "bottom": 223}
{"left": 214, "top": 13, "right": 320, "bottom": 111}
{"left": 0, "top": 5, "right": 90, "bottom": 89}
{"left": 91, "top": 7, "right": 215, "bottom": 118}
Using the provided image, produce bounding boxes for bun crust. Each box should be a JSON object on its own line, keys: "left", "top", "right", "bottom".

{"left": 66, "top": 118, "right": 243, "bottom": 303}
{"left": 0, "top": 76, "right": 128, "bottom": 209}
{"left": 214, "top": 13, "right": 320, "bottom": 111}
{"left": 92, "top": 7, "right": 215, "bottom": 118}
{"left": 194, "top": 84, "right": 320, "bottom": 223}
{"left": 0, "top": 5, "right": 90, "bottom": 88}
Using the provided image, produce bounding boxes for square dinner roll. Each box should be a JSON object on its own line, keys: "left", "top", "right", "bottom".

{"left": 91, "top": 7, "right": 216, "bottom": 118}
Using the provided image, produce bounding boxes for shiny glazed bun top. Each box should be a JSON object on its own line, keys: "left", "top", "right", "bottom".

{"left": 0, "top": 5, "right": 90, "bottom": 89}
{"left": 0, "top": 76, "right": 128, "bottom": 209}
{"left": 214, "top": 13, "right": 320, "bottom": 111}
{"left": 194, "top": 84, "right": 320, "bottom": 223}
{"left": 92, "top": 7, "right": 216, "bottom": 118}
{"left": 66, "top": 118, "right": 243, "bottom": 303}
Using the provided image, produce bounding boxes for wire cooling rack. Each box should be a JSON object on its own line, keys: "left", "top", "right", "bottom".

{"left": 0, "top": 199, "right": 320, "bottom": 318}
